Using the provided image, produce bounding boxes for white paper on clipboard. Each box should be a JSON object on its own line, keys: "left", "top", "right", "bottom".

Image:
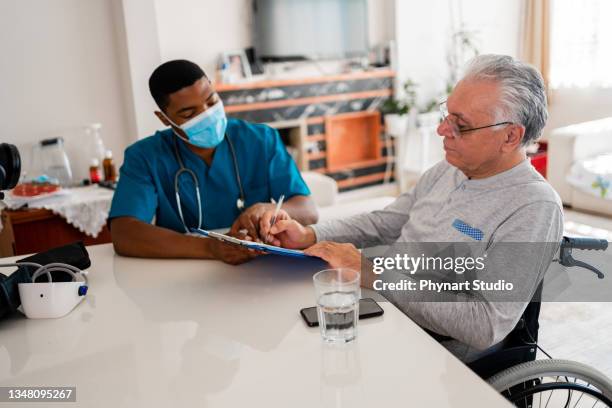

{"left": 190, "top": 228, "right": 313, "bottom": 258}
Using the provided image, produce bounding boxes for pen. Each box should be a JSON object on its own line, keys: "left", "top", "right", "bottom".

{"left": 266, "top": 194, "right": 285, "bottom": 244}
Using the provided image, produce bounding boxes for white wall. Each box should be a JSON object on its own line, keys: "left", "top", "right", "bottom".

{"left": 154, "top": 0, "right": 253, "bottom": 80}
{"left": 115, "top": 0, "right": 164, "bottom": 140}
{"left": 153, "top": 0, "right": 395, "bottom": 79}
{"left": 394, "top": 0, "right": 521, "bottom": 106}
{"left": 0, "top": 0, "right": 130, "bottom": 182}
{"left": 368, "top": 0, "right": 395, "bottom": 48}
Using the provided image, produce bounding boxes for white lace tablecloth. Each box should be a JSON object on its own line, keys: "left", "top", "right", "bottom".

{"left": 1, "top": 185, "right": 114, "bottom": 238}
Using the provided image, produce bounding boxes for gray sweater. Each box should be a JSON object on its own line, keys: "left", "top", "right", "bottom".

{"left": 312, "top": 159, "right": 563, "bottom": 362}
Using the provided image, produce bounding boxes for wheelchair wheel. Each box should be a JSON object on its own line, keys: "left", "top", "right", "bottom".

{"left": 488, "top": 359, "right": 612, "bottom": 407}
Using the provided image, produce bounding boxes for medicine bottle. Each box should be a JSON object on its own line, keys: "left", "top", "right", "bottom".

{"left": 89, "top": 159, "right": 101, "bottom": 183}
{"left": 102, "top": 150, "right": 117, "bottom": 182}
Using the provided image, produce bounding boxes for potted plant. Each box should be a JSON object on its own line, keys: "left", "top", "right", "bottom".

{"left": 381, "top": 79, "right": 418, "bottom": 138}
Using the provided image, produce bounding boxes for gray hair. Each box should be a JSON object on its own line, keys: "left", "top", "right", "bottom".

{"left": 461, "top": 54, "right": 548, "bottom": 146}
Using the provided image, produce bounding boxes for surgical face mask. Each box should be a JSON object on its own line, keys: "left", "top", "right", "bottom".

{"left": 163, "top": 100, "right": 228, "bottom": 148}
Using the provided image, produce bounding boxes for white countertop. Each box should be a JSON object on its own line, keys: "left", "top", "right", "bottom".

{"left": 0, "top": 244, "right": 510, "bottom": 407}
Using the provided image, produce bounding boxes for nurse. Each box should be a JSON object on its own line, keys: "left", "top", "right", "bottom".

{"left": 109, "top": 60, "right": 317, "bottom": 263}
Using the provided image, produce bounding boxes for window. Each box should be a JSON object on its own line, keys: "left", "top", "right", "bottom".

{"left": 550, "top": 0, "right": 612, "bottom": 88}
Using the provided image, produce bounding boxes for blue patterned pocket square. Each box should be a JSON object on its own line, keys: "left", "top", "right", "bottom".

{"left": 452, "top": 219, "right": 484, "bottom": 241}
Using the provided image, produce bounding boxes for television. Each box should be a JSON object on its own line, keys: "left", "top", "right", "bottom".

{"left": 253, "top": 0, "right": 369, "bottom": 61}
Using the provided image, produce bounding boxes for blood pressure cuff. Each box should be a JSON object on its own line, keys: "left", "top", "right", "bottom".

{"left": 0, "top": 241, "right": 91, "bottom": 319}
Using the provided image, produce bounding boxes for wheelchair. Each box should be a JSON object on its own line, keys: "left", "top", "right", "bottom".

{"left": 466, "top": 237, "right": 612, "bottom": 407}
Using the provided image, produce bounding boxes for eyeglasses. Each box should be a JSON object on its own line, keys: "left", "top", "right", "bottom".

{"left": 439, "top": 101, "right": 513, "bottom": 138}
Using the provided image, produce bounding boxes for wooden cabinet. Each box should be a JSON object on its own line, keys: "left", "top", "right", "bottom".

{"left": 325, "top": 111, "right": 382, "bottom": 172}
{"left": 0, "top": 209, "right": 111, "bottom": 257}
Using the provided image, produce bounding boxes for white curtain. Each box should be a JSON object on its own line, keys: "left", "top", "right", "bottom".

{"left": 549, "top": 0, "right": 612, "bottom": 88}
{"left": 520, "top": 0, "right": 551, "bottom": 92}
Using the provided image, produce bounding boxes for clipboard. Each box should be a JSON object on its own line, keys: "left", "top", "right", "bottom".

{"left": 189, "top": 228, "right": 313, "bottom": 258}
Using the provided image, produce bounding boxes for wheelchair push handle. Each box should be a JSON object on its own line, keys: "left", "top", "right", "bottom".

{"left": 559, "top": 236, "right": 609, "bottom": 279}
{"left": 562, "top": 237, "right": 608, "bottom": 251}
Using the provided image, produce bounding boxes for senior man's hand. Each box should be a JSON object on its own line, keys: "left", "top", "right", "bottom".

{"left": 259, "top": 208, "right": 290, "bottom": 243}
{"left": 304, "top": 241, "right": 362, "bottom": 271}
{"left": 304, "top": 241, "right": 377, "bottom": 289}
{"left": 267, "top": 219, "right": 317, "bottom": 249}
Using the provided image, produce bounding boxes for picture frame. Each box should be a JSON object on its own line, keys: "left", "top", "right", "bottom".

{"left": 222, "top": 50, "right": 252, "bottom": 83}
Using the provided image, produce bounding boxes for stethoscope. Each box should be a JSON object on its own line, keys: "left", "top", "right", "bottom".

{"left": 173, "top": 134, "right": 245, "bottom": 233}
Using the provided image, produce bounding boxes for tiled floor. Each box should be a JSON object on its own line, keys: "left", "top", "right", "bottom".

{"left": 537, "top": 208, "right": 612, "bottom": 378}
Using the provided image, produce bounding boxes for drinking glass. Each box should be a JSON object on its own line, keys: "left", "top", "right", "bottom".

{"left": 313, "top": 268, "right": 361, "bottom": 343}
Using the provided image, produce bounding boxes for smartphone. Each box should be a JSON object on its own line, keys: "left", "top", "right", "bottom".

{"left": 300, "top": 298, "right": 384, "bottom": 327}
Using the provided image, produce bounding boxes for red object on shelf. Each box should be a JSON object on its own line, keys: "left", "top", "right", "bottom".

{"left": 529, "top": 141, "right": 548, "bottom": 178}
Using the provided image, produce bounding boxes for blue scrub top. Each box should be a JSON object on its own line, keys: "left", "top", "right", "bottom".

{"left": 109, "top": 118, "right": 310, "bottom": 232}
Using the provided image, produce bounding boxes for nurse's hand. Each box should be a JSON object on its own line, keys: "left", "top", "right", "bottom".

{"left": 209, "top": 233, "right": 259, "bottom": 265}
{"left": 267, "top": 219, "right": 317, "bottom": 249}
{"left": 229, "top": 203, "right": 276, "bottom": 241}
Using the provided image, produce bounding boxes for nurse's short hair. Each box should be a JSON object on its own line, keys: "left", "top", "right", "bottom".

{"left": 461, "top": 54, "right": 548, "bottom": 146}
{"left": 149, "top": 60, "right": 208, "bottom": 111}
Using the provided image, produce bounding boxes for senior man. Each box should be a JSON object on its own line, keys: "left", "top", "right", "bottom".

{"left": 263, "top": 54, "right": 563, "bottom": 362}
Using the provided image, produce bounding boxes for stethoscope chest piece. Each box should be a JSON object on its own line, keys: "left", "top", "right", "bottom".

{"left": 173, "top": 134, "right": 246, "bottom": 232}
{"left": 237, "top": 197, "right": 245, "bottom": 212}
